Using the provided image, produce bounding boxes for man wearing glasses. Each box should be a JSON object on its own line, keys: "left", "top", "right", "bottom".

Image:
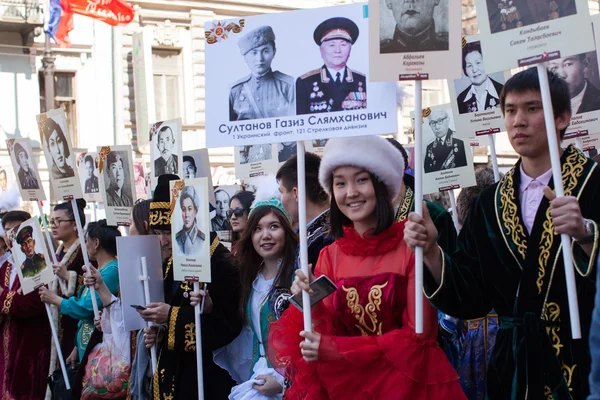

{"left": 424, "top": 109, "right": 467, "bottom": 173}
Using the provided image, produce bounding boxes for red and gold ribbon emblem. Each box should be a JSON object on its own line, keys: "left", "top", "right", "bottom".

{"left": 170, "top": 180, "right": 185, "bottom": 213}
{"left": 98, "top": 146, "right": 111, "bottom": 173}
{"left": 205, "top": 19, "right": 245, "bottom": 44}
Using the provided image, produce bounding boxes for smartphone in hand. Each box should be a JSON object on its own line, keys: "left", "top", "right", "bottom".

{"left": 289, "top": 275, "right": 337, "bottom": 311}
{"left": 130, "top": 304, "right": 147, "bottom": 310}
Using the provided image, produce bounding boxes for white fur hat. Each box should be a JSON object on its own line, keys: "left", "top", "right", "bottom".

{"left": 318, "top": 136, "right": 405, "bottom": 199}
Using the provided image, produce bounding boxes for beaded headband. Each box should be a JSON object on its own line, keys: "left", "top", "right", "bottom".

{"left": 249, "top": 196, "right": 293, "bottom": 224}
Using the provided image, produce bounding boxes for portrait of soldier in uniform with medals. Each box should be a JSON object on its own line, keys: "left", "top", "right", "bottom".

{"left": 296, "top": 17, "right": 367, "bottom": 115}
{"left": 424, "top": 109, "right": 467, "bottom": 173}
{"left": 278, "top": 142, "right": 297, "bottom": 163}
{"left": 455, "top": 41, "right": 504, "bottom": 115}
{"left": 175, "top": 186, "right": 206, "bottom": 256}
{"left": 13, "top": 142, "right": 40, "bottom": 190}
{"left": 486, "top": 0, "right": 576, "bottom": 33}
{"left": 229, "top": 26, "right": 295, "bottom": 121}
{"left": 380, "top": 0, "right": 449, "bottom": 53}
{"left": 16, "top": 225, "right": 46, "bottom": 279}
{"left": 238, "top": 144, "right": 272, "bottom": 165}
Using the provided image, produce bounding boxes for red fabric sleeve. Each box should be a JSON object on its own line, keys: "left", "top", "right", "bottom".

{"left": 1, "top": 287, "right": 46, "bottom": 318}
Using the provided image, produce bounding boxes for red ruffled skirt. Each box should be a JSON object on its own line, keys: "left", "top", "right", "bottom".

{"left": 268, "top": 307, "right": 466, "bottom": 400}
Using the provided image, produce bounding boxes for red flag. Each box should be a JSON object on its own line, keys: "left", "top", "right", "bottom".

{"left": 55, "top": 0, "right": 74, "bottom": 48}
{"left": 69, "top": 0, "right": 135, "bottom": 26}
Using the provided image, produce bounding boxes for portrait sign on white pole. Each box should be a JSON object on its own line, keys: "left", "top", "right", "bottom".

{"left": 77, "top": 151, "right": 103, "bottom": 203}
{"left": 204, "top": 3, "right": 398, "bottom": 148}
{"left": 183, "top": 149, "right": 216, "bottom": 205}
{"left": 368, "top": 0, "right": 462, "bottom": 81}
{"left": 233, "top": 144, "right": 277, "bottom": 180}
{"left": 149, "top": 118, "right": 183, "bottom": 190}
{"left": 36, "top": 108, "right": 83, "bottom": 201}
{"left": 474, "top": 0, "right": 594, "bottom": 72}
{"left": 7, "top": 138, "right": 45, "bottom": 202}
{"left": 10, "top": 217, "right": 54, "bottom": 295}
{"left": 411, "top": 104, "right": 477, "bottom": 195}
{"left": 116, "top": 235, "right": 164, "bottom": 332}
{"left": 447, "top": 35, "right": 510, "bottom": 138}
{"left": 97, "top": 145, "right": 137, "bottom": 226}
{"left": 170, "top": 178, "right": 212, "bottom": 283}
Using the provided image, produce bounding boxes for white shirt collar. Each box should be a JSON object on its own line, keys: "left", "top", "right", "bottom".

{"left": 327, "top": 66, "right": 345, "bottom": 82}
{"left": 463, "top": 77, "right": 500, "bottom": 104}
{"left": 519, "top": 163, "right": 553, "bottom": 193}
{"left": 571, "top": 81, "right": 587, "bottom": 114}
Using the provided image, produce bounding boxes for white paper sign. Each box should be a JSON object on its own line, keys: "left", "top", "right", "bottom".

{"left": 98, "top": 145, "right": 137, "bottom": 226}
{"left": 7, "top": 139, "right": 46, "bottom": 202}
{"left": 36, "top": 108, "right": 83, "bottom": 201}
{"left": 11, "top": 218, "right": 53, "bottom": 295}
{"left": 183, "top": 149, "right": 216, "bottom": 206}
{"left": 149, "top": 118, "right": 183, "bottom": 190}
{"left": 170, "top": 178, "right": 212, "bottom": 282}
{"left": 205, "top": 3, "right": 398, "bottom": 147}
{"left": 77, "top": 151, "right": 103, "bottom": 203}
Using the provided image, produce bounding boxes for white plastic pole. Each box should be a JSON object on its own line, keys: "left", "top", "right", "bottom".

{"left": 93, "top": 202, "right": 98, "bottom": 222}
{"left": 536, "top": 63, "right": 581, "bottom": 339}
{"left": 575, "top": 137, "right": 583, "bottom": 151}
{"left": 296, "top": 142, "right": 313, "bottom": 334}
{"left": 448, "top": 190, "right": 459, "bottom": 233}
{"left": 488, "top": 134, "right": 500, "bottom": 183}
{"left": 414, "top": 80, "right": 424, "bottom": 334}
{"left": 45, "top": 302, "right": 70, "bottom": 389}
{"left": 71, "top": 199, "right": 100, "bottom": 319}
{"left": 470, "top": 145, "right": 476, "bottom": 161}
{"left": 37, "top": 201, "right": 67, "bottom": 293}
{"left": 140, "top": 257, "right": 157, "bottom": 373}
{"left": 193, "top": 281, "right": 205, "bottom": 400}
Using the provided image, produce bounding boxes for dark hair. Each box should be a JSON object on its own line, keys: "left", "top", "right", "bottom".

{"left": 329, "top": 173, "right": 394, "bottom": 239}
{"left": 183, "top": 156, "right": 197, "bottom": 171}
{"left": 235, "top": 206, "right": 298, "bottom": 321}
{"left": 54, "top": 199, "right": 86, "bottom": 227}
{"left": 132, "top": 199, "right": 152, "bottom": 235}
{"left": 106, "top": 152, "right": 123, "bottom": 170}
{"left": 276, "top": 152, "right": 328, "bottom": 205}
{"left": 86, "top": 219, "right": 121, "bottom": 257}
{"left": 456, "top": 167, "right": 500, "bottom": 226}
{"left": 462, "top": 41, "right": 483, "bottom": 76}
{"left": 215, "top": 188, "right": 230, "bottom": 201}
{"left": 500, "top": 68, "right": 571, "bottom": 140}
{"left": 41, "top": 118, "right": 71, "bottom": 158}
{"left": 229, "top": 190, "right": 255, "bottom": 243}
{"left": 386, "top": 138, "right": 409, "bottom": 171}
{"left": 1, "top": 210, "right": 32, "bottom": 229}
{"left": 157, "top": 126, "right": 174, "bottom": 142}
{"left": 84, "top": 155, "right": 94, "bottom": 166}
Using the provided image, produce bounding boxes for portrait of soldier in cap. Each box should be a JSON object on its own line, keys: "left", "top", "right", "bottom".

{"left": 175, "top": 186, "right": 206, "bottom": 256}
{"left": 296, "top": 17, "right": 367, "bottom": 115}
{"left": 548, "top": 52, "right": 600, "bottom": 115}
{"left": 16, "top": 225, "right": 46, "bottom": 278}
{"left": 424, "top": 109, "right": 467, "bottom": 173}
{"left": 83, "top": 154, "right": 99, "bottom": 194}
{"left": 380, "top": 0, "right": 449, "bottom": 54}
{"left": 229, "top": 26, "right": 295, "bottom": 121}
{"left": 104, "top": 151, "right": 133, "bottom": 207}
{"left": 14, "top": 142, "right": 40, "bottom": 190}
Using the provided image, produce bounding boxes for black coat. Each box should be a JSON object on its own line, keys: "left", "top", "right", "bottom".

{"left": 576, "top": 80, "right": 600, "bottom": 114}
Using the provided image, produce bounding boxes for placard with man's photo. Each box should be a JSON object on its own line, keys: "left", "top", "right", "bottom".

{"left": 10, "top": 217, "right": 54, "bottom": 295}
{"left": 183, "top": 149, "right": 216, "bottom": 205}
{"left": 474, "top": 0, "right": 594, "bottom": 72}
{"left": 149, "top": 118, "right": 183, "bottom": 190}
{"left": 97, "top": 145, "right": 137, "bottom": 226}
{"left": 212, "top": 185, "right": 242, "bottom": 238}
{"left": 411, "top": 104, "right": 477, "bottom": 195}
{"left": 7, "top": 138, "right": 45, "bottom": 202}
{"left": 204, "top": 3, "right": 397, "bottom": 148}
{"left": 368, "top": 0, "right": 462, "bottom": 81}
{"left": 0, "top": 166, "right": 13, "bottom": 194}
{"left": 448, "top": 36, "right": 510, "bottom": 139}
{"left": 234, "top": 144, "right": 277, "bottom": 180}
{"left": 170, "top": 178, "right": 211, "bottom": 282}
{"left": 77, "top": 151, "right": 103, "bottom": 203}
{"left": 36, "top": 108, "right": 83, "bottom": 201}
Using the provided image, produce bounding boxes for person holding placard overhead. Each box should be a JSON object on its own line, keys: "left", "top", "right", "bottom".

{"left": 140, "top": 174, "right": 242, "bottom": 399}
{"left": 268, "top": 136, "right": 465, "bottom": 399}
{"left": 0, "top": 210, "right": 51, "bottom": 400}
{"left": 405, "top": 68, "right": 600, "bottom": 399}
{"left": 39, "top": 219, "right": 121, "bottom": 361}
{"left": 41, "top": 116, "right": 75, "bottom": 179}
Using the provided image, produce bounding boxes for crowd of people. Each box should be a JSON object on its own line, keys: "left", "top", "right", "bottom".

{"left": 1, "top": 69, "right": 600, "bottom": 399}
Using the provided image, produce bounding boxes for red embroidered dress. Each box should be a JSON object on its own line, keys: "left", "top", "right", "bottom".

{"left": 268, "top": 222, "right": 465, "bottom": 399}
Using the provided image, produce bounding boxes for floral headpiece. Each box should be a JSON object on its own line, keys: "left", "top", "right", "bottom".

{"left": 249, "top": 196, "right": 292, "bottom": 224}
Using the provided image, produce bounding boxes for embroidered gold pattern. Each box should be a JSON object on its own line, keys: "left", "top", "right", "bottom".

{"left": 2, "top": 316, "right": 11, "bottom": 400}
{"left": 210, "top": 235, "right": 220, "bottom": 256}
{"left": 395, "top": 187, "right": 414, "bottom": 222}
{"left": 499, "top": 170, "right": 528, "bottom": 259}
{"left": 537, "top": 208, "right": 554, "bottom": 294}
{"left": 180, "top": 281, "right": 192, "bottom": 292}
{"left": 184, "top": 322, "right": 196, "bottom": 352}
{"left": 562, "top": 362, "right": 576, "bottom": 392}
{"left": 149, "top": 202, "right": 172, "bottom": 227}
{"left": 168, "top": 306, "right": 179, "bottom": 351}
{"left": 544, "top": 386, "right": 554, "bottom": 400}
{"left": 80, "top": 320, "right": 94, "bottom": 348}
{"left": 2, "top": 291, "right": 15, "bottom": 314}
{"left": 164, "top": 258, "right": 173, "bottom": 281}
{"left": 342, "top": 281, "right": 389, "bottom": 336}
{"left": 543, "top": 302, "right": 563, "bottom": 356}
{"left": 152, "top": 361, "right": 161, "bottom": 400}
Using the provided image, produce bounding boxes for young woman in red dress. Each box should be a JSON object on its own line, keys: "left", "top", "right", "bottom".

{"left": 267, "top": 135, "right": 466, "bottom": 399}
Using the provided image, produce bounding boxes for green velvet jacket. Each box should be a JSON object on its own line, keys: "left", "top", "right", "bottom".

{"left": 424, "top": 146, "right": 600, "bottom": 399}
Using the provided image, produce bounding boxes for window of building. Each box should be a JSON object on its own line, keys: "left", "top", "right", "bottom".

{"left": 152, "top": 48, "right": 184, "bottom": 121}
{"left": 39, "top": 72, "right": 78, "bottom": 148}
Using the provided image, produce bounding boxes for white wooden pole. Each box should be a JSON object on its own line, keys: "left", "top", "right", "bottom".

{"left": 488, "top": 134, "right": 500, "bottom": 182}
{"left": 575, "top": 137, "right": 583, "bottom": 151}
{"left": 71, "top": 199, "right": 100, "bottom": 319}
{"left": 414, "top": 80, "right": 424, "bottom": 334}
{"left": 193, "top": 281, "right": 205, "bottom": 400}
{"left": 45, "top": 302, "right": 70, "bottom": 389}
{"left": 536, "top": 63, "right": 581, "bottom": 339}
{"left": 296, "top": 142, "right": 313, "bottom": 334}
{"left": 140, "top": 257, "right": 157, "bottom": 373}
{"left": 448, "top": 190, "right": 459, "bottom": 232}
{"left": 37, "top": 201, "right": 67, "bottom": 293}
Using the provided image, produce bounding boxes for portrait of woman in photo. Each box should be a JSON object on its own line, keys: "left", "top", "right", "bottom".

{"left": 41, "top": 117, "right": 75, "bottom": 180}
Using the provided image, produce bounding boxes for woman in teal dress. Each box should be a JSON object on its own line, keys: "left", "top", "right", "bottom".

{"left": 213, "top": 189, "right": 298, "bottom": 399}
{"left": 40, "top": 219, "right": 121, "bottom": 361}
